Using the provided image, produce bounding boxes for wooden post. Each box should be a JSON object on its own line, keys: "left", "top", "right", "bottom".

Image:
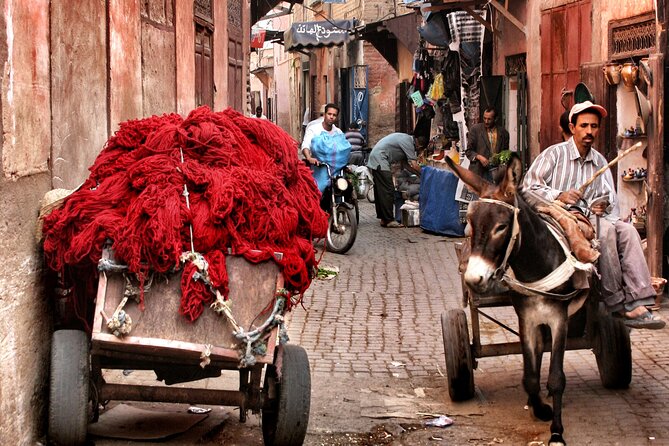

{"left": 647, "top": 54, "right": 664, "bottom": 277}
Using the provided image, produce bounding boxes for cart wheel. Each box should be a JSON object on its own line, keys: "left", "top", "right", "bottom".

{"left": 48, "top": 329, "right": 90, "bottom": 446}
{"left": 262, "top": 345, "right": 311, "bottom": 446}
{"left": 593, "top": 309, "right": 632, "bottom": 389}
{"left": 441, "top": 309, "right": 475, "bottom": 401}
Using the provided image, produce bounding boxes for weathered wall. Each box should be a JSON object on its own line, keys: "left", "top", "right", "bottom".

{"left": 365, "top": 42, "right": 399, "bottom": 145}
{"left": 0, "top": 175, "right": 51, "bottom": 446}
{"left": 592, "top": 0, "right": 654, "bottom": 61}
{"left": 527, "top": 1, "right": 544, "bottom": 158}
{"left": 0, "top": 2, "right": 52, "bottom": 442}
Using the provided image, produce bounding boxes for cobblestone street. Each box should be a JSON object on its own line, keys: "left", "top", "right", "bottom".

{"left": 95, "top": 199, "right": 669, "bottom": 446}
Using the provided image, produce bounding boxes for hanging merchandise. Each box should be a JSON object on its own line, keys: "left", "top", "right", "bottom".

{"left": 410, "top": 90, "right": 425, "bottom": 107}
{"left": 429, "top": 73, "right": 445, "bottom": 101}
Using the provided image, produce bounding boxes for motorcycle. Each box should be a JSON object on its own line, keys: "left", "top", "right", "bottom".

{"left": 320, "top": 163, "right": 358, "bottom": 254}
{"left": 348, "top": 147, "right": 375, "bottom": 203}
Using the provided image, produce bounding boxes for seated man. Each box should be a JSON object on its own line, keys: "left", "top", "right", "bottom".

{"left": 522, "top": 101, "right": 664, "bottom": 329}
{"left": 345, "top": 121, "right": 366, "bottom": 165}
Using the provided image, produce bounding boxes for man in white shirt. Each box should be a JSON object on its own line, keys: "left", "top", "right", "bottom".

{"left": 523, "top": 101, "right": 664, "bottom": 329}
{"left": 301, "top": 104, "right": 343, "bottom": 165}
{"left": 252, "top": 106, "right": 267, "bottom": 119}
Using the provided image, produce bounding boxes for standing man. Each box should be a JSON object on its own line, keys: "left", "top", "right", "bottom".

{"left": 522, "top": 101, "right": 664, "bottom": 329}
{"left": 367, "top": 133, "right": 425, "bottom": 228}
{"left": 465, "top": 108, "right": 510, "bottom": 181}
{"left": 301, "top": 104, "right": 342, "bottom": 165}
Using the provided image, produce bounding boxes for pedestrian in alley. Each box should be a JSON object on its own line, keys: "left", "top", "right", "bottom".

{"left": 367, "top": 133, "right": 425, "bottom": 228}
{"left": 523, "top": 101, "right": 664, "bottom": 329}
{"left": 465, "top": 108, "right": 509, "bottom": 182}
{"left": 252, "top": 106, "right": 267, "bottom": 119}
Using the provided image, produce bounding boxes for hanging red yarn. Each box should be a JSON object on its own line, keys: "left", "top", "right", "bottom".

{"left": 42, "top": 106, "right": 328, "bottom": 322}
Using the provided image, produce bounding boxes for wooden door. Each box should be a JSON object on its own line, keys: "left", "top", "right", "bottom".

{"left": 195, "top": 24, "right": 214, "bottom": 108}
{"left": 540, "top": 1, "right": 592, "bottom": 147}
{"left": 227, "top": 0, "right": 244, "bottom": 112}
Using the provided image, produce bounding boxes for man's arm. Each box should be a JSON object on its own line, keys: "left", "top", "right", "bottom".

{"left": 301, "top": 126, "right": 320, "bottom": 165}
{"left": 465, "top": 126, "right": 489, "bottom": 167}
{"left": 521, "top": 148, "right": 566, "bottom": 202}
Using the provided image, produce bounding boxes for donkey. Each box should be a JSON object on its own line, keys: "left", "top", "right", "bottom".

{"left": 445, "top": 154, "right": 595, "bottom": 446}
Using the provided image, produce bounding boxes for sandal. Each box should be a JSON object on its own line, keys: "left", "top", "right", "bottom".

{"left": 614, "top": 309, "right": 666, "bottom": 330}
{"left": 384, "top": 221, "right": 405, "bottom": 228}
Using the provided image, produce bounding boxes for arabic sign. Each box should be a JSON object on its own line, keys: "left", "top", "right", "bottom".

{"left": 284, "top": 19, "right": 354, "bottom": 51}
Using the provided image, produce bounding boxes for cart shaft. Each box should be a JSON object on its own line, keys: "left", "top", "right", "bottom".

{"left": 100, "top": 383, "right": 248, "bottom": 408}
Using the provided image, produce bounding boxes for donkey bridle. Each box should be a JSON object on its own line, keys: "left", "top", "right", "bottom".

{"left": 473, "top": 197, "right": 591, "bottom": 301}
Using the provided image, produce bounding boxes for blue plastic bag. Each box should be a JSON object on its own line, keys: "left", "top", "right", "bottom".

{"left": 310, "top": 133, "right": 352, "bottom": 192}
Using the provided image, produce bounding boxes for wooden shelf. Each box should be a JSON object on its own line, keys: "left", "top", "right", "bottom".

{"left": 621, "top": 177, "right": 646, "bottom": 183}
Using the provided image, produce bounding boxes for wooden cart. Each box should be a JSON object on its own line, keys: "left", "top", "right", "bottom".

{"left": 48, "top": 249, "right": 310, "bottom": 446}
{"left": 441, "top": 241, "right": 633, "bottom": 401}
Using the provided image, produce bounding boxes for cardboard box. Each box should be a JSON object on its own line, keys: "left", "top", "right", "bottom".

{"left": 401, "top": 209, "right": 420, "bottom": 227}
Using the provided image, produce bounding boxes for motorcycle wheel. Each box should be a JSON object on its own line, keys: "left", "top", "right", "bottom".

{"left": 366, "top": 185, "right": 375, "bottom": 203}
{"left": 326, "top": 206, "right": 357, "bottom": 254}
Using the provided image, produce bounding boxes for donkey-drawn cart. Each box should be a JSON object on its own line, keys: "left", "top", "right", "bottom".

{"left": 441, "top": 241, "right": 633, "bottom": 402}
{"left": 48, "top": 248, "right": 310, "bottom": 446}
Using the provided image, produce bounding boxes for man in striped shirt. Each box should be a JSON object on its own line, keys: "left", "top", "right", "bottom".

{"left": 523, "top": 101, "right": 664, "bottom": 329}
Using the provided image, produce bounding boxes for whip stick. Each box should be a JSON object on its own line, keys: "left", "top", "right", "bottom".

{"left": 578, "top": 141, "right": 643, "bottom": 194}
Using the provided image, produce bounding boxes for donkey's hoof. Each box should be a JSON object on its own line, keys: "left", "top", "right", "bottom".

{"left": 533, "top": 403, "right": 553, "bottom": 422}
{"left": 548, "top": 432, "right": 566, "bottom": 446}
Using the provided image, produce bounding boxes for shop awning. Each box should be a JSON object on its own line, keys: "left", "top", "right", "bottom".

{"left": 359, "top": 13, "right": 421, "bottom": 70}
{"left": 284, "top": 19, "right": 355, "bottom": 51}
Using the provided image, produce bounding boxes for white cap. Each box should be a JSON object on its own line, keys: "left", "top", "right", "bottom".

{"left": 568, "top": 101, "right": 608, "bottom": 122}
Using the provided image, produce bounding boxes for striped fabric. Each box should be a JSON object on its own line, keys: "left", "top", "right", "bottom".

{"left": 522, "top": 138, "right": 619, "bottom": 220}
{"left": 447, "top": 10, "right": 485, "bottom": 43}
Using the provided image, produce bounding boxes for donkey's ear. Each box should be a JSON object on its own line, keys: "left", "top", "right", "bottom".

{"left": 499, "top": 153, "right": 523, "bottom": 198}
{"left": 444, "top": 155, "right": 489, "bottom": 196}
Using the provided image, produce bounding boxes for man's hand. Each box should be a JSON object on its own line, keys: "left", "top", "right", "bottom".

{"left": 590, "top": 197, "right": 609, "bottom": 216}
{"left": 408, "top": 160, "right": 421, "bottom": 174}
{"left": 476, "top": 154, "right": 489, "bottom": 167}
{"left": 306, "top": 156, "right": 320, "bottom": 166}
{"left": 557, "top": 189, "right": 582, "bottom": 205}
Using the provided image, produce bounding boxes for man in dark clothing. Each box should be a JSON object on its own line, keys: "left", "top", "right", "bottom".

{"left": 465, "top": 108, "right": 509, "bottom": 181}
{"left": 367, "top": 133, "right": 425, "bottom": 228}
{"left": 345, "top": 122, "right": 366, "bottom": 165}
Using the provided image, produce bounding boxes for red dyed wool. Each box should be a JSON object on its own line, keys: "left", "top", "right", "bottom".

{"left": 42, "top": 106, "right": 328, "bottom": 322}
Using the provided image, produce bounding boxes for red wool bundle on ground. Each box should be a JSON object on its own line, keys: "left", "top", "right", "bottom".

{"left": 42, "top": 106, "right": 328, "bottom": 322}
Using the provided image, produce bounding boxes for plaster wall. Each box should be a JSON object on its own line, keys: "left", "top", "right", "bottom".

{"left": 527, "top": 0, "right": 545, "bottom": 158}
{"left": 0, "top": 8, "right": 52, "bottom": 445}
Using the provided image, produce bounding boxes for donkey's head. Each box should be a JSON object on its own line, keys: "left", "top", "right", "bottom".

{"left": 445, "top": 155, "right": 523, "bottom": 294}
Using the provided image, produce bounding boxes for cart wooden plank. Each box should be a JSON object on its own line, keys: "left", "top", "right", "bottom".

{"left": 91, "top": 251, "right": 284, "bottom": 366}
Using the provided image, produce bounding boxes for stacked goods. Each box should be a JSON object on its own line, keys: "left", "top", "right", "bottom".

{"left": 42, "top": 106, "right": 328, "bottom": 322}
